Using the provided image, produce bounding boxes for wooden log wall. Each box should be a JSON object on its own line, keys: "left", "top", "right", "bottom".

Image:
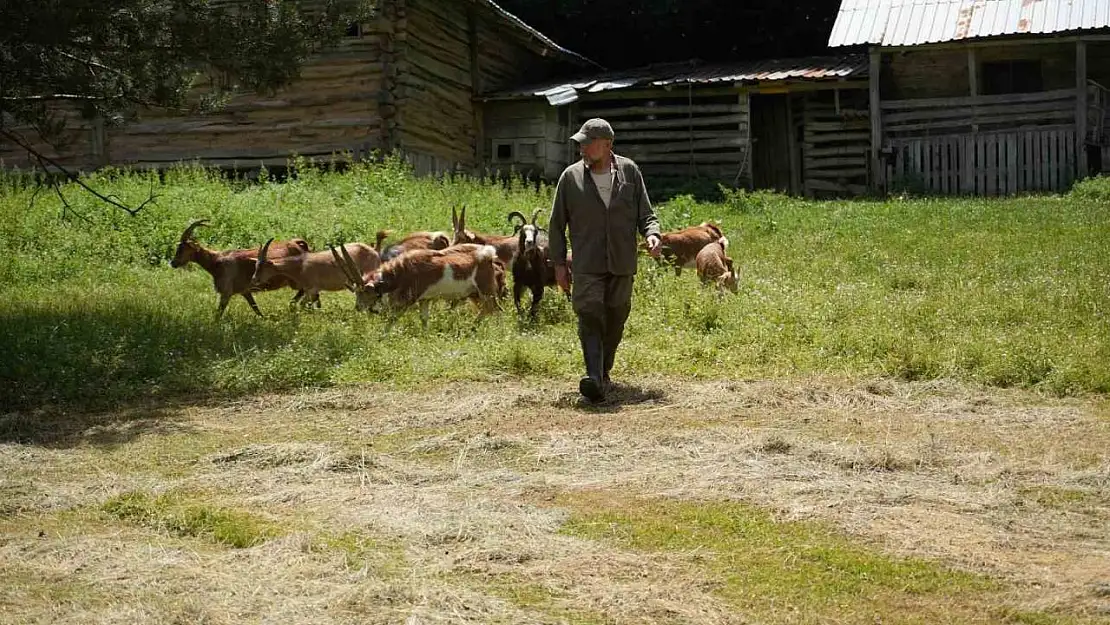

{"left": 573, "top": 86, "right": 751, "bottom": 186}
{"left": 103, "top": 34, "right": 383, "bottom": 168}
{"left": 801, "top": 89, "right": 870, "bottom": 197}
{"left": 0, "top": 106, "right": 104, "bottom": 172}
{"left": 482, "top": 100, "right": 558, "bottom": 178}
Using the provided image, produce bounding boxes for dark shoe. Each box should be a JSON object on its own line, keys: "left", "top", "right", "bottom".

{"left": 579, "top": 331, "right": 606, "bottom": 402}
{"left": 579, "top": 376, "right": 605, "bottom": 402}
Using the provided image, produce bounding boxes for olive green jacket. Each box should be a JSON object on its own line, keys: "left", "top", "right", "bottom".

{"left": 548, "top": 153, "right": 660, "bottom": 276}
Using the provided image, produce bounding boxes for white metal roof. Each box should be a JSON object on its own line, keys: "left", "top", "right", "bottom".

{"left": 828, "top": 0, "right": 1110, "bottom": 47}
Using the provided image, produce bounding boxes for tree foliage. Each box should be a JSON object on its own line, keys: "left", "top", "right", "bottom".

{"left": 497, "top": 0, "right": 845, "bottom": 70}
{"left": 0, "top": 0, "right": 375, "bottom": 142}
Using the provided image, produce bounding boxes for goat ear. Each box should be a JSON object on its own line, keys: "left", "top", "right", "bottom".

{"left": 451, "top": 206, "right": 459, "bottom": 231}
{"left": 459, "top": 204, "right": 467, "bottom": 230}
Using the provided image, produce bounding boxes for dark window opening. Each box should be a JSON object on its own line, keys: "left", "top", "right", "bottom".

{"left": 496, "top": 143, "right": 513, "bottom": 160}
{"left": 345, "top": 23, "right": 361, "bottom": 37}
{"left": 981, "top": 59, "right": 1043, "bottom": 95}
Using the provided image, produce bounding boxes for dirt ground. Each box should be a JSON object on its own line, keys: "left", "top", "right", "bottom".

{"left": 1, "top": 375, "right": 1108, "bottom": 624}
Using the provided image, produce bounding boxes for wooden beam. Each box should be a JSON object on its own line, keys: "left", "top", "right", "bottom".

{"left": 877, "top": 33, "right": 1110, "bottom": 53}
{"left": 869, "top": 48, "right": 884, "bottom": 193}
{"left": 1077, "top": 39, "right": 1088, "bottom": 178}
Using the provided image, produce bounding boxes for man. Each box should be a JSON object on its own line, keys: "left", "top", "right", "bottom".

{"left": 549, "top": 118, "right": 662, "bottom": 402}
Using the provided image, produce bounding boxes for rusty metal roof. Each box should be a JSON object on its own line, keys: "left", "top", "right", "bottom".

{"left": 829, "top": 0, "right": 1110, "bottom": 47}
{"left": 481, "top": 55, "right": 869, "bottom": 104}
{"left": 478, "top": 1, "right": 599, "bottom": 68}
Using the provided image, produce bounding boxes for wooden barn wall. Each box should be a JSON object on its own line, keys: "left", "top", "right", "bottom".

{"left": 571, "top": 86, "right": 751, "bottom": 186}
{"left": 0, "top": 106, "right": 104, "bottom": 172}
{"left": 481, "top": 100, "right": 568, "bottom": 179}
{"left": 884, "top": 41, "right": 1076, "bottom": 101}
{"left": 1089, "top": 41, "right": 1110, "bottom": 88}
{"left": 104, "top": 34, "right": 382, "bottom": 168}
{"left": 399, "top": 0, "right": 568, "bottom": 174}
{"left": 398, "top": 0, "right": 474, "bottom": 170}
{"left": 801, "top": 89, "right": 870, "bottom": 197}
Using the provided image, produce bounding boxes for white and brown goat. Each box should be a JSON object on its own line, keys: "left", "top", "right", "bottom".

{"left": 380, "top": 229, "right": 450, "bottom": 262}
{"left": 695, "top": 236, "right": 738, "bottom": 294}
{"left": 652, "top": 221, "right": 724, "bottom": 276}
{"left": 251, "top": 237, "right": 380, "bottom": 308}
{"left": 451, "top": 204, "right": 519, "bottom": 266}
{"left": 507, "top": 208, "right": 570, "bottom": 320}
{"left": 170, "top": 219, "right": 310, "bottom": 318}
{"left": 331, "top": 242, "right": 504, "bottom": 330}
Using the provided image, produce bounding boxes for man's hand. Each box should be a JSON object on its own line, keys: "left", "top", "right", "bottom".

{"left": 646, "top": 234, "right": 662, "bottom": 258}
{"left": 555, "top": 264, "right": 571, "bottom": 293}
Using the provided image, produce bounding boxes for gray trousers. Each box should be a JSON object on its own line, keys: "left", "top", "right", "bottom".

{"left": 572, "top": 273, "right": 634, "bottom": 378}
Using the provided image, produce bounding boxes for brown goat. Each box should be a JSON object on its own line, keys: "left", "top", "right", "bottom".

{"left": 451, "top": 204, "right": 519, "bottom": 266}
{"left": 695, "top": 236, "right": 738, "bottom": 294}
{"left": 251, "top": 237, "right": 380, "bottom": 308}
{"left": 170, "top": 219, "right": 310, "bottom": 318}
{"left": 332, "top": 242, "right": 504, "bottom": 331}
{"left": 380, "top": 229, "right": 450, "bottom": 262}
{"left": 653, "top": 221, "right": 724, "bottom": 276}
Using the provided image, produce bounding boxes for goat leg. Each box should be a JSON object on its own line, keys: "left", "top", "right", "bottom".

{"left": 216, "top": 293, "right": 233, "bottom": 319}
{"left": 242, "top": 292, "right": 263, "bottom": 317}
{"left": 513, "top": 281, "right": 526, "bottom": 314}
{"left": 529, "top": 285, "right": 543, "bottom": 320}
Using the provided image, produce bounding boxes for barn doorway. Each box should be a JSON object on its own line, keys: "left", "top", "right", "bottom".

{"left": 750, "top": 93, "right": 801, "bottom": 194}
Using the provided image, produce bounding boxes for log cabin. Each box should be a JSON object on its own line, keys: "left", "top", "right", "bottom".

{"left": 0, "top": 0, "right": 597, "bottom": 175}
{"left": 828, "top": 0, "right": 1110, "bottom": 196}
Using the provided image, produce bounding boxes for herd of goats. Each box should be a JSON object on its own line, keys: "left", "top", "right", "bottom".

{"left": 170, "top": 205, "right": 739, "bottom": 327}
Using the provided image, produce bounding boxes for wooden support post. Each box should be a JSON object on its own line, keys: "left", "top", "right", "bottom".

{"left": 1077, "top": 39, "right": 1088, "bottom": 179}
{"left": 787, "top": 95, "right": 801, "bottom": 195}
{"left": 869, "top": 49, "right": 884, "bottom": 193}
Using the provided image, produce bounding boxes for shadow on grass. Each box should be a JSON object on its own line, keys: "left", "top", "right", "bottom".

{"left": 0, "top": 303, "right": 302, "bottom": 448}
{"left": 555, "top": 381, "right": 668, "bottom": 414}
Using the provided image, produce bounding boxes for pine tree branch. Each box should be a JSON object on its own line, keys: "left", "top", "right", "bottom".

{"left": 1, "top": 126, "right": 157, "bottom": 217}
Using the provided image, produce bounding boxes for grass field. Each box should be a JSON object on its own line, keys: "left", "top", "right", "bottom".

{"left": 1, "top": 159, "right": 1109, "bottom": 624}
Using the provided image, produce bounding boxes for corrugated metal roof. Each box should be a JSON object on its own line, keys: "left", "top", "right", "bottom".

{"left": 478, "top": 0, "right": 600, "bottom": 68}
{"left": 829, "top": 0, "right": 1110, "bottom": 48}
{"left": 481, "top": 55, "right": 869, "bottom": 104}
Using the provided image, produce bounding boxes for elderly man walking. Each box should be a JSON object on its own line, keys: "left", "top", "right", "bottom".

{"left": 549, "top": 118, "right": 662, "bottom": 402}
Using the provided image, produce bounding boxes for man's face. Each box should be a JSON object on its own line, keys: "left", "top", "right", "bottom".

{"left": 579, "top": 138, "right": 612, "bottom": 165}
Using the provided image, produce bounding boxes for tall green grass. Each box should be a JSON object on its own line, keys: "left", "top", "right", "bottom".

{"left": 2, "top": 157, "right": 1109, "bottom": 412}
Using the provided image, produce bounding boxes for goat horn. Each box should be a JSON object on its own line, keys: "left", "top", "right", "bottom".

{"left": 180, "top": 219, "right": 209, "bottom": 243}
{"left": 451, "top": 205, "right": 459, "bottom": 231}
{"left": 329, "top": 244, "right": 358, "bottom": 289}
{"left": 339, "top": 243, "right": 365, "bottom": 287}
{"left": 530, "top": 207, "right": 543, "bottom": 226}
{"left": 506, "top": 211, "right": 527, "bottom": 231}
{"left": 257, "top": 238, "right": 275, "bottom": 265}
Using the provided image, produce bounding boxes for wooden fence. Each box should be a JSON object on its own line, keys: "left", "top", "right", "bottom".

{"left": 886, "top": 126, "right": 1076, "bottom": 195}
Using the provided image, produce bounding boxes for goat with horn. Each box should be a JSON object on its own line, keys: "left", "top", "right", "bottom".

{"left": 451, "top": 204, "right": 519, "bottom": 267}
{"left": 331, "top": 241, "right": 505, "bottom": 331}
{"left": 507, "top": 207, "right": 570, "bottom": 320}
{"left": 170, "top": 219, "right": 310, "bottom": 318}
{"left": 251, "top": 237, "right": 380, "bottom": 309}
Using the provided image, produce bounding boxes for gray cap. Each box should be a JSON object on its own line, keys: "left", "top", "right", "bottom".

{"left": 570, "top": 118, "right": 614, "bottom": 145}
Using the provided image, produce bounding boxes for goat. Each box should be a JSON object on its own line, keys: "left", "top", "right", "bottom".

{"left": 380, "top": 229, "right": 450, "bottom": 262}
{"left": 451, "top": 204, "right": 519, "bottom": 266}
{"left": 251, "top": 237, "right": 380, "bottom": 308}
{"left": 695, "top": 236, "right": 739, "bottom": 294}
{"left": 331, "top": 242, "right": 504, "bottom": 330}
{"left": 170, "top": 219, "right": 310, "bottom": 318}
{"left": 651, "top": 221, "right": 724, "bottom": 276}
{"left": 507, "top": 208, "right": 570, "bottom": 320}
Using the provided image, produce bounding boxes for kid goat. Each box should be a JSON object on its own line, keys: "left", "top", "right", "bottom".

{"left": 251, "top": 237, "right": 380, "bottom": 308}
{"left": 380, "top": 229, "right": 450, "bottom": 262}
{"left": 330, "top": 241, "right": 504, "bottom": 330}
{"left": 171, "top": 219, "right": 310, "bottom": 318}
{"left": 653, "top": 221, "right": 724, "bottom": 276}
{"left": 695, "top": 236, "right": 738, "bottom": 294}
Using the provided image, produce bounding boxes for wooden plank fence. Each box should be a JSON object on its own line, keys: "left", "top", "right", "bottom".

{"left": 886, "top": 126, "right": 1076, "bottom": 195}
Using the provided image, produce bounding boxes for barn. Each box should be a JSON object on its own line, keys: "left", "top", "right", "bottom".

{"left": 478, "top": 55, "right": 873, "bottom": 198}
{"left": 0, "top": 0, "right": 597, "bottom": 175}
{"left": 828, "top": 0, "right": 1110, "bottom": 195}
